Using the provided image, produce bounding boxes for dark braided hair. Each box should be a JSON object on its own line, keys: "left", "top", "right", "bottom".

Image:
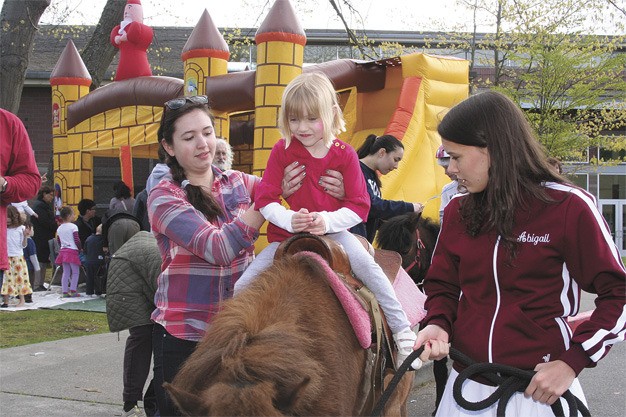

{"left": 158, "top": 99, "right": 223, "bottom": 221}
{"left": 356, "top": 134, "right": 404, "bottom": 189}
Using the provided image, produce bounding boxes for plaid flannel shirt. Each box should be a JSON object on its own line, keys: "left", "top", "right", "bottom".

{"left": 148, "top": 168, "right": 259, "bottom": 341}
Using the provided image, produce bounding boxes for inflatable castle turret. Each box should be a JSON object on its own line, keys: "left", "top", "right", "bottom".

{"left": 50, "top": 40, "right": 92, "bottom": 206}
{"left": 182, "top": 9, "right": 230, "bottom": 137}
{"left": 252, "top": 0, "right": 306, "bottom": 177}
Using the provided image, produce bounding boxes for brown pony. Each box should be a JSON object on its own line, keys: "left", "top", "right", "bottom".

{"left": 376, "top": 213, "right": 447, "bottom": 414}
{"left": 165, "top": 253, "right": 412, "bottom": 416}
{"left": 375, "top": 212, "right": 440, "bottom": 286}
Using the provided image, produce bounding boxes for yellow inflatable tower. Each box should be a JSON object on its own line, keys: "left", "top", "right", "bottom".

{"left": 50, "top": 40, "right": 92, "bottom": 207}
{"left": 182, "top": 9, "right": 230, "bottom": 137}
{"left": 252, "top": 0, "right": 306, "bottom": 177}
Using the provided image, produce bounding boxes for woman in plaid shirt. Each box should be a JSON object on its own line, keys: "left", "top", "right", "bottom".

{"left": 147, "top": 96, "right": 264, "bottom": 416}
{"left": 147, "top": 95, "right": 347, "bottom": 416}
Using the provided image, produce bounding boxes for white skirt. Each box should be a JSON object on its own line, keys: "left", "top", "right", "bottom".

{"left": 435, "top": 368, "right": 588, "bottom": 417}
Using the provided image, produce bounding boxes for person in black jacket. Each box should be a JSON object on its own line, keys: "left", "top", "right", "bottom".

{"left": 75, "top": 199, "right": 101, "bottom": 247}
{"left": 30, "top": 185, "right": 57, "bottom": 279}
{"left": 349, "top": 134, "right": 424, "bottom": 242}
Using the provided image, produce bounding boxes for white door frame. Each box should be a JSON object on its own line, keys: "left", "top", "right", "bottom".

{"left": 598, "top": 199, "right": 625, "bottom": 257}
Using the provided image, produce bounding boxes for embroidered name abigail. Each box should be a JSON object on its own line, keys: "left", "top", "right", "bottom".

{"left": 517, "top": 231, "right": 550, "bottom": 245}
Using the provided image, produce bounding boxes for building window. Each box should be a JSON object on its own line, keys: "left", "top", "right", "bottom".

{"left": 569, "top": 173, "right": 589, "bottom": 191}
{"left": 599, "top": 174, "right": 625, "bottom": 200}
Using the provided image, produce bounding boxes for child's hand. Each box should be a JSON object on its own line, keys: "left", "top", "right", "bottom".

{"left": 291, "top": 208, "right": 314, "bottom": 233}
{"left": 304, "top": 212, "right": 326, "bottom": 235}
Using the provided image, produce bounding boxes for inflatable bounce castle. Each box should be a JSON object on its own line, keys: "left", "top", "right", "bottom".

{"left": 50, "top": 0, "right": 469, "bottom": 247}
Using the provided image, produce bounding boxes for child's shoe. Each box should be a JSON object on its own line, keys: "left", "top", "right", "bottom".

{"left": 62, "top": 292, "right": 71, "bottom": 298}
{"left": 393, "top": 327, "right": 423, "bottom": 370}
{"left": 69, "top": 291, "right": 81, "bottom": 298}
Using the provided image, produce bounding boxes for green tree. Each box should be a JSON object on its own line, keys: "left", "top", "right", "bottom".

{"left": 457, "top": 0, "right": 626, "bottom": 165}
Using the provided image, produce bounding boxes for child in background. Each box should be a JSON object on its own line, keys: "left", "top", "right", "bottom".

{"left": 53, "top": 183, "right": 63, "bottom": 221}
{"left": 84, "top": 224, "right": 106, "bottom": 297}
{"left": 55, "top": 206, "right": 82, "bottom": 297}
{"left": 234, "top": 72, "right": 420, "bottom": 369}
{"left": 1, "top": 206, "right": 33, "bottom": 308}
{"left": 22, "top": 217, "right": 43, "bottom": 303}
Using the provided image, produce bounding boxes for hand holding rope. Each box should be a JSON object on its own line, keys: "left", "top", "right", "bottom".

{"left": 371, "top": 347, "right": 590, "bottom": 417}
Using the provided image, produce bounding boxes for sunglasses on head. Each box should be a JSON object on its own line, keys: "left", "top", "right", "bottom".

{"left": 164, "top": 95, "right": 209, "bottom": 110}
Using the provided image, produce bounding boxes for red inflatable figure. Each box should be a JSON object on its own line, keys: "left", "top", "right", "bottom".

{"left": 110, "top": 0, "right": 153, "bottom": 81}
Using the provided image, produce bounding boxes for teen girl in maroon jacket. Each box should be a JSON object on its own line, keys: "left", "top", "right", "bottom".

{"left": 415, "top": 91, "right": 625, "bottom": 417}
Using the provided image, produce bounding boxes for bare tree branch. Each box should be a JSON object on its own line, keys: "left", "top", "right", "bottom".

{"left": 328, "top": 0, "right": 375, "bottom": 60}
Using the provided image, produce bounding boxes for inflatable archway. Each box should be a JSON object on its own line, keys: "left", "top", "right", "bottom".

{"left": 50, "top": 0, "right": 468, "bottom": 249}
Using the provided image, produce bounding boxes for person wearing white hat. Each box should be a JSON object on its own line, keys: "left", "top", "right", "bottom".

{"left": 436, "top": 145, "right": 461, "bottom": 224}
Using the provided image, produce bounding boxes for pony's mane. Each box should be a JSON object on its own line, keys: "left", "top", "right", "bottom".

{"left": 172, "top": 256, "right": 333, "bottom": 406}
{"left": 419, "top": 216, "right": 440, "bottom": 241}
{"left": 167, "top": 247, "right": 414, "bottom": 416}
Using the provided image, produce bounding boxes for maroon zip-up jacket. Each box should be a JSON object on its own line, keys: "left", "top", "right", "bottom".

{"left": 423, "top": 182, "right": 625, "bottom": 376}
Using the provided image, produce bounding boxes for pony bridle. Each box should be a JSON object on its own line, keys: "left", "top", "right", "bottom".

{"left": 403, "top": 228, "right": 425, "bottom": 274}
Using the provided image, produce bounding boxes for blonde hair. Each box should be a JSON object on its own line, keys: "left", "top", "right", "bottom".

{"left": 278, "top": 72, "right": 345, "bottom": 147}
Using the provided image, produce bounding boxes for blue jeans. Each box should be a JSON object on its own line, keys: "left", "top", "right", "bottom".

{"left": 152, "top": 324, "right": 198, "bottom": 417}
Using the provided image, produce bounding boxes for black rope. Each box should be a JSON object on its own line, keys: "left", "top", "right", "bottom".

{"left": 449, "top": 348, "right": 590, "bottom": 417}
{"left": 371, "top": 347, "right": 591, "bottom": 417}
{"left": 371, "top": 346, "right": 424, "bottom": 417}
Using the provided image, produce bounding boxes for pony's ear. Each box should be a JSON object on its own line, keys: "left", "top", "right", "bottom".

{"left": 407, "top": 211, "right": 423, "bottom": 231}
{"left": 276, "top": 376, "right": 311, "bottom": 412}
{"left": 164, "top": 382, "right": 207, "bottom": 416}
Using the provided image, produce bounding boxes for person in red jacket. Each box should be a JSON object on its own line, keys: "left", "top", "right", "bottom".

{"left": 110, "top": 0, "right": 153, "bottom": 81}
{"left": 415, "top": 91, "right": 626, "bottom": 417}
{"left": 1, "top": 109, "right": 41, "bottom": 285}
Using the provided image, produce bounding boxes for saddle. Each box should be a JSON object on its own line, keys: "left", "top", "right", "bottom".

{"left": 274, "top": 233, "right": 424, "bottom": 413}
{"left": 274, "top": 233, "right": 425, "bottom": 335}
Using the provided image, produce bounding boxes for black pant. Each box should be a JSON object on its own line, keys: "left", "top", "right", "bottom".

{"left": 152, "top": 323, "right": 198, "bottom": 417}
{"left": 84, "top": 262, "right": 104, "bottom": 295}
{"left": 124, "top": 324, "right": 154, "bottom": 403}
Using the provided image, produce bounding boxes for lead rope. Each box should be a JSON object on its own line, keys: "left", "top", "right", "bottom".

{"left": 371, "top": 347, "right": 591, "bottom": 417}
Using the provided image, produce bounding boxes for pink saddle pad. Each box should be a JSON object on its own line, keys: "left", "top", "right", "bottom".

{"left": 392, "top": 267, "right": 427, "bottom": 328}
{"left": 294, "top": 251, "right": 427, "bottom": 349}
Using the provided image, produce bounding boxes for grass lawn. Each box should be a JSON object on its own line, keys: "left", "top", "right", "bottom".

{"left": 2, "top": 258, "right": 625, "bottom": 350}
{"left": 0, "top": 309, "right": 109, "bottom": 349}
{"left": 0, "top": 268, "right": 109, "bottom": 349}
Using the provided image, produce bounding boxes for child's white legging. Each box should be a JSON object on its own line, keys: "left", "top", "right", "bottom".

{"left": 62, "top": 263, "right": 80, "bottom": 293}
{"left": 234, "top": 230, "right": 411, "bottom": 333}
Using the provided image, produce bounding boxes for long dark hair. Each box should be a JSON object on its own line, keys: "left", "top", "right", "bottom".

{"left": 158, "top": 100, "right": 223, "bottom": 221}
{"left": 437, "top": 91, "right": 563, "bottom": 256}
{"left": 113, "top": 180, "right": 132, "bottom": 200}
{"left": 356, "top": 134, "right": 404, "bottom": 189}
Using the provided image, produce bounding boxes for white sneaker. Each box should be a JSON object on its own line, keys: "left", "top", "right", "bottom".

{"left": 393, "top": 328, "right": 422, "bottom": 370}
{"left": 121, "top": 406, "right": 147, "bottom": 417}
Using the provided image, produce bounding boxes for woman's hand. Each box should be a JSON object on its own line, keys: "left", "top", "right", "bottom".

{"left": 281, "top": 163, "right": 346, "bottom": 200}
{"left": 413, "top": 203, "right": 425, "bottom": 212}
{"left": 525, "top": 360, "right": 575, "bottom": 405}
{"left": 415, "top": 324, "right": 450, "bottom": 361}
{"left": 319, "top": 169, "right": 345, "bottom": 199}
{"left": 282, "top": 162, "right": 306, "bottom": 199}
